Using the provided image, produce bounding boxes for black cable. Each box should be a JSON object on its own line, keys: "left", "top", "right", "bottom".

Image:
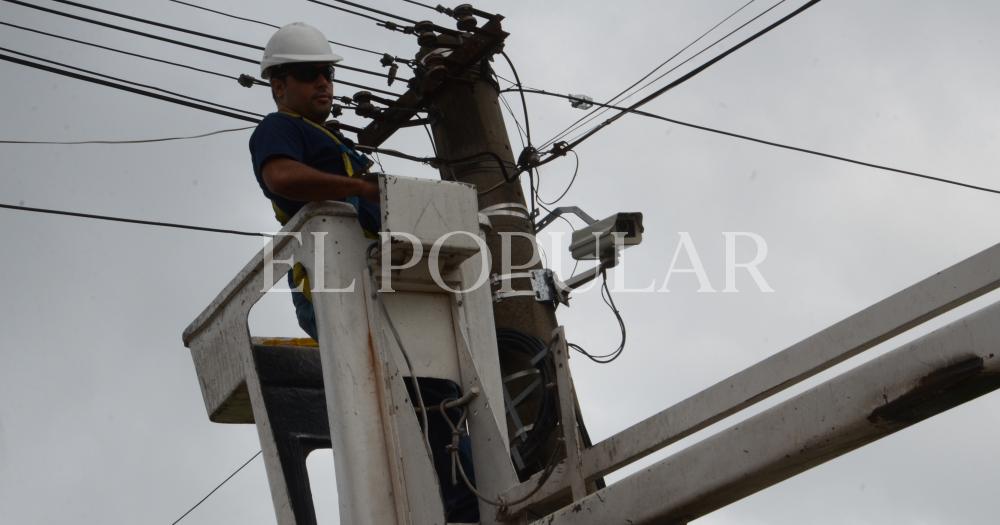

{"left": 513, "top": 88, "right": 1000, "bottom": 197}
{"left": 536, "top": 150, "right": 579, "bottom": 206}
{"left": 499, "top": 92, "right": 528, "bottom": 148}
{"left": 496, "top": 329, "right": 558, "bottom": 474}
{"left": 337, "top": 62, "right": 400, "bottom": 81}
{"left": 401, "top": 0, "right": 441, "bottom": 12}
{"left": 0, "top": 20, "right": 242, "bottom": 84}
{"left": 500, "top": 51, "right": 531, "bottom": 148}
{"left": 0, "top": 19, "right": 398, "bottom": 97}
{"left": 46, "top": 0, "right": 264, "bottom": 50}
{"left": 558, "top": 0, "right": 785, "bottom": 147}
{"left": 498, "top": 50, "right": 539, "bottom": 220}
{"left": 307, "top": 0, "right": 417, "bottom": 25}
{"left": 2, "top": 0, "right": 258, "bottom": 64}
{"left": 0, "top": 46, "right": 263, "bottom": 118}
{"left": 532, "top": 0, "right": 823, "bottom": 169}
{"left": 0, "top": 125, "right": 254, "bottom": 144}
{"left": 167, "top": 0, "right": 385, "bottom": 57}
{"left": 541, "top": 0, "right": 759, "bottom": 149}
{"left": 568, "top": 271, "right": 626, "bottom": 364}
{"left": 170, "top": 450, "right": 262, "bottom": 524}
{"left": 353, "top": 144, "right": 433, "bottom": 164}
{"left": 305, "top": 0, "right": 404, "bottom": 26}
{"left": 0, "top": 52, "right": 261, "bottom": 123}
{"left": 335, "top": 77, "right": 403, "bottom": 97}
{"left": 423, "top": 124, "right": 438, "bottom": 156}
{"left": 1, "top": 1, "right": 399, "bottom": 81}
{"left": 0, "top": 202, "right": 271, "bottom": 238}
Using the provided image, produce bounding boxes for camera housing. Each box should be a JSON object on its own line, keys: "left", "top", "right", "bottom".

{"left": 568, "top": 212, "right": 644, "bottom": 261}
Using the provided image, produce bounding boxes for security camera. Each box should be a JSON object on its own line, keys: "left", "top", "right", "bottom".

{"left": 568, "top": 212, "right": 644, "bottom": 262}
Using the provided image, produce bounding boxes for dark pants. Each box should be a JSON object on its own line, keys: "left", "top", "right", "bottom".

{"left": 289, "top": 277, "right": 480, "bottom": 522}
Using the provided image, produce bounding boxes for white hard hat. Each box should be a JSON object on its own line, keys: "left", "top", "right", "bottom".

{"left": 260, "top": 22, "right": 343, "bottom": 78}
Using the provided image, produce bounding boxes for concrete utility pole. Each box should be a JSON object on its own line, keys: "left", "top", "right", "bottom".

{"left": 358, "top": 14, "right": 564, "bottom": 478}
{"left": 425, "top": 49, "right": 561, "bottom": 474}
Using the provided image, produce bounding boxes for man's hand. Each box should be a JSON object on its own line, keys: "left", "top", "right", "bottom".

{"left": 262, "top": 157, "right": 377, "bottom": 202}
{"left": 357, "top": 180, "right": 379, "bottom": 203}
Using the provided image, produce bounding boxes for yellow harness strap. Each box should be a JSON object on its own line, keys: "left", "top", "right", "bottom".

{"left": 272, "top": 112, "right": 365, "bottom": 302}
{"left": 279, "top": 111, "right": 357, "bottom": 178}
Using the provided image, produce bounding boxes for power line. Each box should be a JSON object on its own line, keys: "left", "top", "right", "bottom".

{"left": 0, "top": 46, "right": 262, "bottom": 118}
{"left": 532, "top": 0, "right": 823, "bottom": 168}
{"left": 0, "top": 19, "right": 400, "bottom": 97}
{"left": 170, "top": 450, "right": 262, "bottom": 524}
{"left": 401, "top": 0, "right": 442, "bottom": 13}
{"left": 559, "top": 0, "right": 788, "bottom": 148}
{"left": 1, "top": 0, "right": 399, "bottom": 82}
{"left": 514, "top": 88, "right": 1000, "bottom": 196}
{"left": 541, "top": 0, "right": 760, "bottom": 150}
{"left": 0, "top": 202, "right": 272, "bottom": 238}
{"left": 0, "top": 49, "right": 405, "bottom": 149}
{"left": 167, "top": 0, "right": 385, "bottom": 57}
{"left": 0, "top": 51, "right": 261, "bottom": 123}
{"left": 335, "top": 78, "right": 403, "bottom": 98}
{"left": 0, "top": 20, "right": 243, "bottom": 84}
{"left": 307, "top": 0, "right": 417, "bottom": 25}
{"left": 2, "top": 0, "right": 258, "bottom": 64}
{"left": 47, "top": 0, "right": 264, "bottom": 50}
{"left": 0, "top": 125, "right": 254, "bottom": 144}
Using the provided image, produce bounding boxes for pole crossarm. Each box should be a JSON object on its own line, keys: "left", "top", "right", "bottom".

{"left": 501, "top": 241, "right": 1000, "bottom": 517}
{"left": 357, "top": 18, "right": 508, "bottom": 147}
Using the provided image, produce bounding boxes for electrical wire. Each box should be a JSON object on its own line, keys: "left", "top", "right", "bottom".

{"left": 498, "top": 50, "right": 539, "bottom": 221}
{"left": 0, "top": 125, "right": 254, "bottom": 144}
{"left": 568, "top": 271, "right": 626, "bottom": 364}
{"left": 540, "top": 0, "right": 759, "bottom": 150}
{"left": 531, "top": 0, "right": 823, "bottom": 169}
{"left": 0, "top": 20, "right": 242, "bottom": 84}
{"left": 0, "top": 20, "right": 399, "bottom": 98}
{"left": 335, "top": 78, "right": 404, "bottom": 97}
{"left": 0, "top": 202, "right": 272, "bottom": 238}
{"left": 0, "top": 46, "right": 263, "bottom": 118}
{"left": 0, "top": 51, "right": 262, "bottom": 123}
{"left": 370, "top": 266, "right": 433, "bottom": 457}
{"left": 423, "top": 124, "right": 438, "bottom": 156}
{"left": 513, "top": 88, "right": 1000, "bottom": 197}
{"left": 401, "top": 0, "right": 442, "bottom": 13}
{"left": 306, "top": 0, "right": 417, "bottom": 25}
{"left": 1, "top": 0, "right": 400, "bottom": 82}
{"left": 499, "top": 51, "right": 531, "bottom": 148}
{"left": 170, "top": 450, "right": 262, "bottom": 524}
{"left": 167, "top": 0, "right": 385, "bottom": 57}
{"left": 556, "top": 0, "right": 781, "bottom": 147}
{"left": 499, "top": 93, "right": 527, "bottom": 149}
{"left": 535, "top": 150, "right": 579, "bottom": 206}
{"left": 1, "top": 0, "right": 258, "bottom": 64}
{"left": 46, "top": 0, "right": 265, "bottom": 50}
{"left": 549, "top": 0, "right": 786, "bottom": 148}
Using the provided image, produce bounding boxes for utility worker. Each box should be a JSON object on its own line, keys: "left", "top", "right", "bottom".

{"left": 248, "top": 22, "right": 478, "bottom": 522}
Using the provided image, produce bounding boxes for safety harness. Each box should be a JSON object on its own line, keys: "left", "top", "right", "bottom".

{"left": 272, "top": 111, "right": 375, "bottom": 301}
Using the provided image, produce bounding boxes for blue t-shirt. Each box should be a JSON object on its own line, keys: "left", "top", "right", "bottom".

{"left": 249, "top": 112, "right": 380, "bottom": 231}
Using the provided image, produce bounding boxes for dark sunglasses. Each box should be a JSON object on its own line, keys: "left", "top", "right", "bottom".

{"left": 277, "top": 63, "right": 336, "bottom": 83}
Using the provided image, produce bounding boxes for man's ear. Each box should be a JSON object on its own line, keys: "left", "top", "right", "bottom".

{"left": 270, "top": 78, "right": 285, "bottom": 103}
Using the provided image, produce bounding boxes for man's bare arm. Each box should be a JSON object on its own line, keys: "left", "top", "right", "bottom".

{"left": 262, "top": 157, "right": 379, "bottom": 203}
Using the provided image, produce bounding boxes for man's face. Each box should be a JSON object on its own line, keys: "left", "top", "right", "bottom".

{"left": 271, "top": 62, "right": 336, "bottom": 123}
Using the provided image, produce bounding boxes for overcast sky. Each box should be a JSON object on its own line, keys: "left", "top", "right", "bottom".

{"left": 2, "top": 0, "right": 1000, "bottom": 524}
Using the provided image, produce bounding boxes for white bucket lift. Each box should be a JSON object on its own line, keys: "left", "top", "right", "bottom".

{"left": 183, "top": 175, "right": 519, "bottom": 524}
